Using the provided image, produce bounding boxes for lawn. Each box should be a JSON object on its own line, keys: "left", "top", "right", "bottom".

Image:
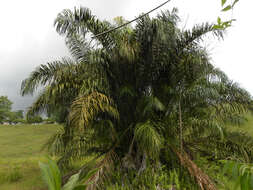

{"left": 0, "top": 124, "right": 62, "bottom": 190}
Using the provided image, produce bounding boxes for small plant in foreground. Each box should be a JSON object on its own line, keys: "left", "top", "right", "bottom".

{"left": 223, "top": 160, "right": 253, "bottom": 190}
{"left": 39, "top": 157, "right": 97, "bottom": 190}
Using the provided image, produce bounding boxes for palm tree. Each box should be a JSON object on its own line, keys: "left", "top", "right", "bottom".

{"left": 22, "top": 7, "right": 252, "bottom": 189}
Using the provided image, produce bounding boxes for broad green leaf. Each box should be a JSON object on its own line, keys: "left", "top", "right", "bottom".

{"left": 240, "top": 173, "right": 249, "bottom": 190}
{"left": 39, "top": 162, "right": 54, "bottom": 190}
{"left": 217, "top": 17, "right": 221, "bottom": 25}
{"left": 47, "top": 158, "right": 62, "bottom": 190}
{"left": 62, "top": 173, "right": 80, "bottom": 190}
{"left": 39, "top": 160, "right": 61, "bottom": 190}
{"left": 222, "top": 5, "right": 232, "bottom": 12}
{"left": 221, "top": 0, "right": 227, "bottom": 6}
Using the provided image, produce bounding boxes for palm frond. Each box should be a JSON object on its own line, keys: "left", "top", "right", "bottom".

{"left": 178, "top": 22, "right": 223, "bottom": 50}
{"left": 134, "top": 121, "right": 162, "bottom": 158}
{"left": 21, "top": 58, "right": 77, "bottom": 96}
{"left": 54, "top": 7, "right": 115, "bottom": 49}
{"left": 69, "top": 92, "right": 119, "bottom": 129}
{"left": 65, "top": 34, "right": 91, "bottom": 62}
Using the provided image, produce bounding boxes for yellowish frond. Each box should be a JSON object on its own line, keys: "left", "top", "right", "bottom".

{"left": 69, "top": 92, "right": 119, "bottom": 130}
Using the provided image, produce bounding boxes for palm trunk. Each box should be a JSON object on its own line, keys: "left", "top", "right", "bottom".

{"left": 138, "top": 152, "right": 147, "bottom": 175}
{"left": 178, "top": 99, "right": 183, "bottom": 153}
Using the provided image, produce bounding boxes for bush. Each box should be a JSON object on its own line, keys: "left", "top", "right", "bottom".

{"left": 43, "top": 118, "right": 55, "bottom": 124}
{"left": 8, "top": 167, "right": 23, "bottom": 182}
{"left": 103, "top": 166, "right": 198, "bottom": 190}
{"left": 0, "top": 167, "right": 23, "bottom": 184}
{"left": 26, "top": 116, "right": 43, "bottom": 124}
{"left": 12, "top": 118, "right": 26, "bottom": 124}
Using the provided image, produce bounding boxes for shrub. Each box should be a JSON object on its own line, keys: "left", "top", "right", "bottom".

{"left": 0, "top": 167, "right": 23, "bottom": 184}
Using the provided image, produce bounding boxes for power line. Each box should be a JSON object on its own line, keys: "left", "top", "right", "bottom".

{"left": 92, "top": 0, "right": 171, "bottom": 38}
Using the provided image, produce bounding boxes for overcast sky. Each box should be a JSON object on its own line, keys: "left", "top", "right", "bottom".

{"left": 0, "top": 0, "right": 252, "bottom": 111}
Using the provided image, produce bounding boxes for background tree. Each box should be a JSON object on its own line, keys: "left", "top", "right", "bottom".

{"left": 26, "top": 115, "right": 43, "bottom": 124}
{"left": 8, "top": 110, "right": 24, "bottom": 124}
{"left": 0, "top": 96, "right": 12, "bottom": 123}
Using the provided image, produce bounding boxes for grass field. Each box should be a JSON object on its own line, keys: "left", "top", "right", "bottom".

{"left": 0, "top": 124, "right": 62, "bottom": 190}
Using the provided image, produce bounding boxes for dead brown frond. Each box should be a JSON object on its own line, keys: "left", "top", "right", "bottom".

{"left": 172, "top": 147, "right": 217, "bottom": 190}
{"left": 85, "top": 149, "right": 117, "bottom": 190}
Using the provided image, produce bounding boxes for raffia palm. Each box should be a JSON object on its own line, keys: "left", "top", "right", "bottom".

{"left": 21, "top": 7, "right": 253, "bottom": 189}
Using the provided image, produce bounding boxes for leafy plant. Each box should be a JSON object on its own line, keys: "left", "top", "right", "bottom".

{"left": 213, "top": 0, "right": 239, "bottom": 29}
{"left": 22, "top": 5, "right": 252, "bottom": 190}
{"left": 223, "top": 160, "right": 253, "bottom": 190}
{"left": 39, "top": 157, "right": 97, "bottom": 190}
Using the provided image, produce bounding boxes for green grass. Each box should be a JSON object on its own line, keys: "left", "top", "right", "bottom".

{"left": 0, "top": 124, "right": 62, "bottom": 190}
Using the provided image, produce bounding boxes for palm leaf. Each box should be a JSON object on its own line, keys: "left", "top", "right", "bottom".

{"left": 39, "top": 158, "right": 62, "bottom": 190}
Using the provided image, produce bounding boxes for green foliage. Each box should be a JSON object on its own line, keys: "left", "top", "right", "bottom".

{"left": 222, "top": 161, "right": 253, "bottom": 190}
{"left": 21, "top": 4, "right": 252, "bottom": 190}
{"left": 221, "top": 0, "right": 227, "bottom": 7}
{"left": 222, "top": 5, "right": 232, "bottom": 12}
{"left": 134, "top": 121, "right": 162, "bottom": 158}
{"left": 0, "top": 96, "right": 25, "bottom": 124}
{"left": 39, "top": 158, "right": 61, "bottom": 190}
{"left": 0, "top": 96, "right": 12, "bottom": 123}
{"left": 39, "top": 157, "right": 98, "bottom": 190}
{"left": 213, "top": 0, "right": 239, "bottom": 29}
{"left": 47, "top": 108, "right": 66, "bottom": 123}
{"left": 26, "top": 115, "right": 43, "bottom": 124}
{"left": 104, "top": 166, "right": 199, "bottom": 190}
{"left": 221, "top": 0, "right": 239, "bottom": 9}
{"left": 7, "top": 110, "right": 24, "bottom": 123}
